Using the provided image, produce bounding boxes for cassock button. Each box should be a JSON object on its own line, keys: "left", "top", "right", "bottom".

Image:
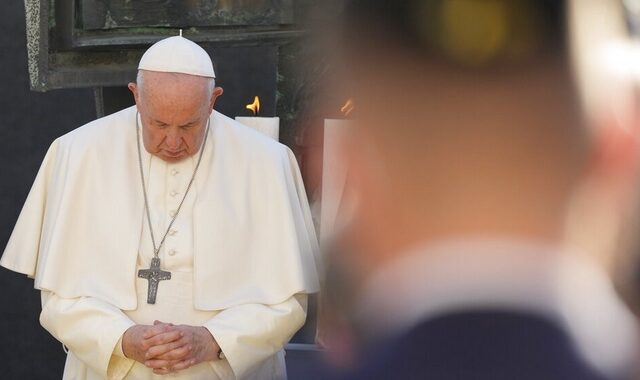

{"left": 171, "top": 169, "right": 179, "bottom": 176}
{"left": 169, "top": 210, "right": 177, "bottom": 217}
{"left": 170, "top": 190, "right": 178, "bottom": 197}
{"left": 169, "top": 229, "right": 178, "bottom": 236}
{"left": 168, "top": 249, "right": 177, "bottom": 256}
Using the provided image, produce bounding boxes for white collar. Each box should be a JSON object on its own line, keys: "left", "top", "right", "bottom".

{"left": 355, "top": 238, "right": 638, "bottom": 377}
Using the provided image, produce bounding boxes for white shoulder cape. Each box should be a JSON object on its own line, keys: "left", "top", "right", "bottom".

{"left": 1, "top": 106, "right": 320, "bottom": 310}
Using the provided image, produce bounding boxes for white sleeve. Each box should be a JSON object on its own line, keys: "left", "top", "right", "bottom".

{"left": 203, "top": 294, "right": 308, "bottom": 379}
{"left": 40, "top": 290, "right": 137, "bottom": 380}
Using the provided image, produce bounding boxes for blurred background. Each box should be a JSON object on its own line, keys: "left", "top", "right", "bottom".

{"left": 0, "top": 1, "right": 93, "bottom": 377}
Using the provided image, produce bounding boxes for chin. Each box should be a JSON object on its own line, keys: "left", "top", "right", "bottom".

{"left": 163, "top": 156, "right": 187, "bottom": 163}
{"left": 159, "top": 153, "right": 188, "bottom": 162}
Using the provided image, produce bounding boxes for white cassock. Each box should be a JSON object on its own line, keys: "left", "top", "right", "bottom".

{"left": 1, "top": 106, "right": 320, "bottom": 380}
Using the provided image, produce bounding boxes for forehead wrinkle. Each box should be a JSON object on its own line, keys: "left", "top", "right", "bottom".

{"left": 138, "top": 72, "right": 212, "bottom": 122}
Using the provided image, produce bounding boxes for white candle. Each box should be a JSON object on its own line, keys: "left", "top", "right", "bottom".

{"left": 320, "top": 119, "right": 350, "bottom": 243}
{"left": 235, "top": 116, "right": 280, "bottom": 141}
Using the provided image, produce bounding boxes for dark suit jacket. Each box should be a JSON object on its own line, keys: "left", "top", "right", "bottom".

{"left": 345, "top": 310, "right": 611, "bottom": 380}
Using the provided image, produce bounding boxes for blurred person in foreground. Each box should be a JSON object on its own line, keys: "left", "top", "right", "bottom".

{"left": 321, "top": 0, "right": 640, "bottom": 379}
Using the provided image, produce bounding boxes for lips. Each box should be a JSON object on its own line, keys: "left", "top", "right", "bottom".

{"left": 163, "top": 150, "right": 184, "bottom": 158}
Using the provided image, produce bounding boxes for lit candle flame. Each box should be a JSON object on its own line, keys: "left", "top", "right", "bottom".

{"left": 341, "top": 98, "right": 354, "bottom": 117}
{"left": 246, "top": 96, "right": 260, "bottom": 116}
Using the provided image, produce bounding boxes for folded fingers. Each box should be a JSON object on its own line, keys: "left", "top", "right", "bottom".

{"left": 143, "top": 329, "right": 183, "bottom": 348}
{"left": 147, "top": 358, "right": 195, "bottom": 373}
{"left": 146, "top": 338, "right": 191, "bottom": 359}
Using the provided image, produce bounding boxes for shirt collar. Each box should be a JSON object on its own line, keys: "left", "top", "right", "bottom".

{"left": 356, "top": 238, "right": 562, "bottom": 335}
{"left": 354, "top": 237, "right": 638, "bottom": 377}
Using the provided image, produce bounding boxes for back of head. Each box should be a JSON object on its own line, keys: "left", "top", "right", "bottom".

{"left": 336, "top": 0, "right": 588, "bottom": 255}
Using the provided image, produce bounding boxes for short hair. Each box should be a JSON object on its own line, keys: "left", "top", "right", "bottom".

{"left": 342, "top": 0, "right": 567, "bottom": 68}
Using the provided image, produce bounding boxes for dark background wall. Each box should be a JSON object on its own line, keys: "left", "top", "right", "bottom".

{"left": 1, "top": 1, "right": 95, "bottom": 378}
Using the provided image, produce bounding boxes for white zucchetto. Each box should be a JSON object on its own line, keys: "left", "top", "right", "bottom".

{"left": 138, "top": 36, "right": 216, "bottom": 78}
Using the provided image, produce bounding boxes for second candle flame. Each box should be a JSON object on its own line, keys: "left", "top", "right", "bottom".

{"left": 341, "top": 98, "right": 355, "bottom": 117}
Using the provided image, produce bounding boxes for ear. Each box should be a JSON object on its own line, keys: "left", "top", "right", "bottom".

{"left": 209, "top": 87, "right": 224, "bottom": 112}
{"left": 589, "top": 114, "right": 640, "bottom": 204}
{"left": 564, "top": 115, "right": 640, "bottom": 273}
{"left": 127, "top": 82, "right": 139, "bottom": 105}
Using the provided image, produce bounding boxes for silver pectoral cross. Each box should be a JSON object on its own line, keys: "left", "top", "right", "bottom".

{"left": 138, "top": 257, "right": 171, "bottom": 304}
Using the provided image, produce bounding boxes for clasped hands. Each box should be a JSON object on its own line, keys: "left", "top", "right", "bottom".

{"left": 123, "top": 320, "right": 219, "bottom": 375}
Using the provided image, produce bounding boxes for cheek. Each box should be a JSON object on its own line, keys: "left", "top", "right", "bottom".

{"left": 143, "top": 129, "right": 164, "bottom": 147}
{"left": 185, "top": 130, "right": 204, "bottom": 150}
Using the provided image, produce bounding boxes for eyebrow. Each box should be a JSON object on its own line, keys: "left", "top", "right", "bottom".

{"left": 179, "top": 120, "right": 199, "bottom": 128}
{"left": 153, "top": 119, "right": 200, "bottom": 127}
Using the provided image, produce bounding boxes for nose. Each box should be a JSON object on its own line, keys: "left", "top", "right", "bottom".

{"left": 165, "top": 128, "right": 183, "bottom": 150}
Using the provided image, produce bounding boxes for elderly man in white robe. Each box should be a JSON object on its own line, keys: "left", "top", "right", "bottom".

{"left": 1, "top": 36, "right": 319, "bottom": 380}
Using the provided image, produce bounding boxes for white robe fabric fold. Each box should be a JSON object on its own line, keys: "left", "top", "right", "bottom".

{"left": 1, "top": 106, "right": 320, "bottom": 310}
{"left": 40, "top": 291, "right": 135, "bottom": 379}
{"left": 40, "top": 278, "right": 307, "bottom": 379}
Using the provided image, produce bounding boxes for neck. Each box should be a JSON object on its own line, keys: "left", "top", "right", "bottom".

{"left": 352, "top": 200, "right": 568, "bottom": 279}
